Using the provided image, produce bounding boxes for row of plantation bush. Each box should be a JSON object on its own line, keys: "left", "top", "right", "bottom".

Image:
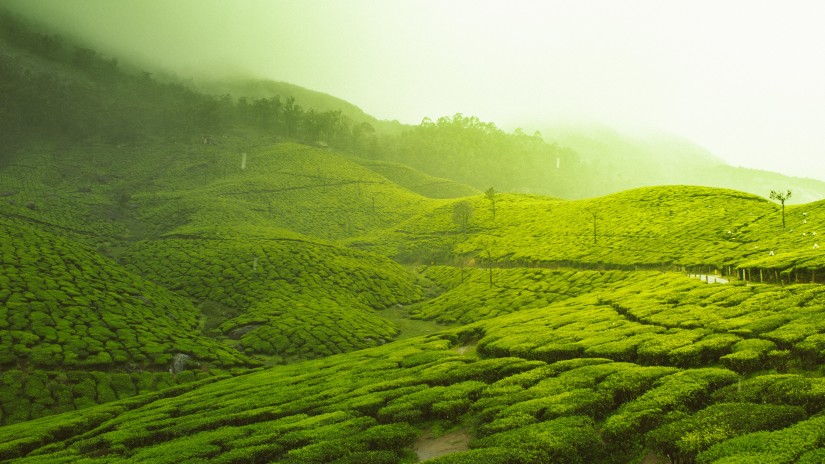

{"left": 358, "top": 186, "right": 825, "bottom": 280}
{"left": 123, "top": 237, "right": 423, "bottom": 359}
{"left": 464, "top": 272, "right": 825, "bottom": 372}
{"left": 0, "top": 216, "right": 252, "bottom": 370}
{"left": 129, "top": 142, "right": 436, "bottom": 241}
{"left": 0, "top": 337, "right": 523, "bottom": 461}
{"left": 696, "top": 415, "right": 825, "bottom": 463}
{"left": 3, "top": 323, "right": 813, "bottom": 464}
{"left": 0, "top": 150, "right": 131, "bottom": 239}
{"left": 0, "top": 369, "right": 223, "bottom": 426}
{"left": 414, "top": 266, "right": 643, "bottom": 323}
{"left": 602, "top": 276, "right": 825, "bottom": 368}
{"left": 351, "top": 157, "right": 481, "bottom": 199}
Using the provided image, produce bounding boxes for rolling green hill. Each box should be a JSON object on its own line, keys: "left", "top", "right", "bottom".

{"left": 8, "top": 8, "right": 825, "bottom": 464}
{"left": 0, "top": 214, "right": 254, "bottom": 425}
{"left": 351, "top": 185, "right": 825, "bottom": 282}
{"left": 349, "top": 158, "right": 480, "bottom": 199}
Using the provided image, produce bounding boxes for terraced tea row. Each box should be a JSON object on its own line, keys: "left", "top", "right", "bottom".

{"left": 6, "top": 327, "right": 825, "bottom": 463}
{"left": 412, "top": 266, "right": 644, "bottom": 323}
{"left": 123, "top": 237, "right": 424, "bottom": 361}
{"left": 0, "top": 369, "right": 221, "bottom": 426}
{"left": 356, "top": 185, "right": 825, "bottom": 276}
{"left": 474, "top": 274, "right": 825, "bottom": 372}
{"left": 0, "top": 216, "right": 251, "bottom": 370}
{"left": 131, "top": 143, "right": 435, "bottom": 240}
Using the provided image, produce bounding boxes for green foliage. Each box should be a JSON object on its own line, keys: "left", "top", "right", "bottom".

{"left": 124, "top": 236, "right": 422, "bottom": 359}
{"left": 712, "top": 375, "right": 825, "bottom": 414}
{"left": 471, "top": 415, "right": 605, "bottom": 463}
{"left": 6, "top": 14, "right": 825, "bottom": 462}
{"left": 697, "top": 416, "right": 825, "bottom": 464}
{"left": 378, "top": 114, "right": 582, "bottom": 198}
{"left": 602, "top": 368, "right": 739, "bottom": 444}
{"left": 423, "top": 447, "right": 513, "bottom": 463}
{"left": 646, "top": 402, "right": 806, "bottom": 463}
{"left": 0, "top": 216, "right": 251, "bottom": 372}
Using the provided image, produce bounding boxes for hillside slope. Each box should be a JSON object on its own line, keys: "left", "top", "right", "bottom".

{"left": 352, "top": 185, "right": 825, "bottom": 281}
{"left": 9, "top": 272, "right": 825, "bottom": 463}
{"left": 7, "top": 9, "right": 825, "bottom": 464}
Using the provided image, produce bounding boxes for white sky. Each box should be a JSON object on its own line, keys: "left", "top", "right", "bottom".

{"left": 5, "top": 0, "right": 825, "bottom": 181}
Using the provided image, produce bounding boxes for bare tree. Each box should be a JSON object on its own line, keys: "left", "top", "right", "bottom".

{"left": 480, "top": 237, "right": 496, "bottom": 288}
{"left": 452, "top": 201, "right": 474, "bottom": 232}
{"left": 485, "top": 187, "right": 496, "bottom": 220}
{"left": 769, "top": 190, "right": 792, "bottom": 229}
{"left": 590, "top": 210, "right": 599, "bottom": 244}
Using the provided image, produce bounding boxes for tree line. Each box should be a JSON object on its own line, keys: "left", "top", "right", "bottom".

{"left": 0, "top": 10, "right": 378, "bottom": 158}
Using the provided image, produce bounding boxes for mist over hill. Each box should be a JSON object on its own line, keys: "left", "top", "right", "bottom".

{"left": 544, "top": 124, "right": 825, "bottom": 203}
{"left": 6, "top": 8, "right": 825, "bottom": 464}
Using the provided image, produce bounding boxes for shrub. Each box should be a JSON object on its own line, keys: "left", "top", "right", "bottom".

{"left": 646, "top": 402, "right": 806, "bottom": 463}
{"left": 472, "top": 415, "right": 605, "bottom": 463}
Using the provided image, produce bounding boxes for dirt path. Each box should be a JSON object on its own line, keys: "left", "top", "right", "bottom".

{"left": 640, "top": 450, "right": 669, "bottom": 464}
{"left": 413, "top": 428, "right": 471, "bottom": 461}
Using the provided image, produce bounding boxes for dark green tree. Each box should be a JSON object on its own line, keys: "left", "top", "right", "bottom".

{"left": 769, "top": 190, "right": 792, "bottom": 229}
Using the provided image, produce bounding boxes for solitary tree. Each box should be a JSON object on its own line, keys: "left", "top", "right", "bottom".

{"left": 480, "top": 237, "right": 496, "bottom": 288}
{"left": 485, "top": 187, "right": 497, "bottom": 220}
{"left": 453, "top": 201, "right": 474, "bottom": 231}
{"left": 769, "top": 190, "right": 792, "bottom": 229}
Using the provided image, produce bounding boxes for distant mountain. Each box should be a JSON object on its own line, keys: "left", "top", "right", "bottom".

{"left": 544, "top": 124, "right": 825, "bottom": 203}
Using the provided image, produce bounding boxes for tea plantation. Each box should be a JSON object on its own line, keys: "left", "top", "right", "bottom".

{"left": 5, "top": 139, "right": 825, "bottom": 463}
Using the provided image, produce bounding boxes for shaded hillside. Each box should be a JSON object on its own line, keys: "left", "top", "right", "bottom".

{"left": 0, "top": 10, "right": 382, "bottom": 160}
{"left": 351, "top": 186, "right": 767, "bottom": 267}
{"left": 120, "top": 142, "right": 435, "bottom": 240}
{"left": 351, "top": 158, "right": 480, "bottom": 199}
{"left": 123, "top": 237, "right": 423, "bottom": 361}
{"left": 0, "top": 215, "right": 255, "bottom": 425}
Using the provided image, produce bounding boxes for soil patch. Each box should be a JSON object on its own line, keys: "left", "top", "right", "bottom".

{"left": 413, "top": 428, "right": 471, "bottom": 461}
{"left": 641, "top": 450, "right": 669, "bottom": 464}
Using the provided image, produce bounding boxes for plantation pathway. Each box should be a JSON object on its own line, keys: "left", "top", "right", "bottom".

{"left": 689, "top": 273, "right": 729, "bottom": 284}
{"left": 641, "top": 450, "right": 669, "bottom": 464}
{"left": 413, "top": 428, "right": 471, "bottom": 462}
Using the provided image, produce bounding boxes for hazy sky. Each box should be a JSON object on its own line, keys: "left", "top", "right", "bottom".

{"left": 5, "top": 0, "right": 825, "bottom": 181}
